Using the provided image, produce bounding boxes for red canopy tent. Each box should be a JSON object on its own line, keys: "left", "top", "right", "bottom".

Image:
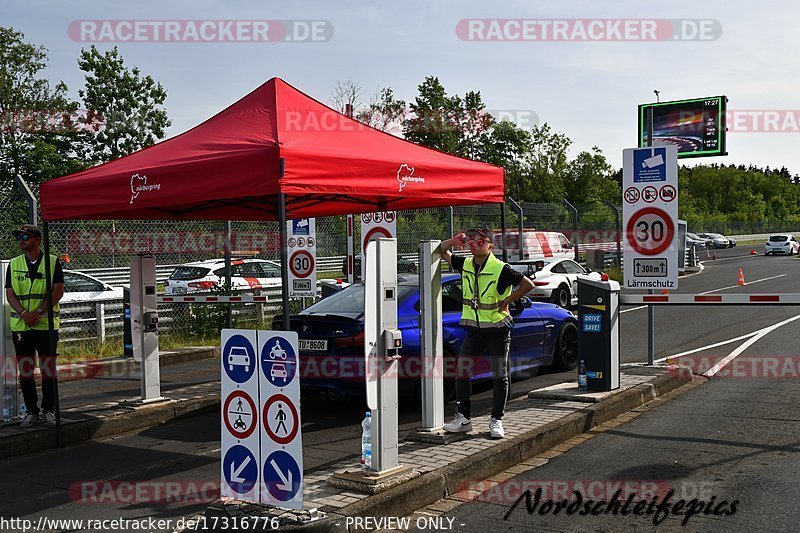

{"left": 40, "top": 77, "right": 504, "bottom": 221}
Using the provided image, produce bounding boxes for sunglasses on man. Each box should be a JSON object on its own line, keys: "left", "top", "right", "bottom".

{"left": 15, "top": 234, "right": 34, "bottom": 241}
{"left": 468, "top": 238, "right": 488, "bottom": 247}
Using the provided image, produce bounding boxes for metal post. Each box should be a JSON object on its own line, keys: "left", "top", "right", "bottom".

{"left": 605, "top": 201, "right": 622, "bottom": 271}
{"left": 419, "top": 240, "right": 443, "bottom": 431}
{"left": 447, "top": 206, "right": 454, "bottom": 238}
{"left": 278, "top": 191, "right": 291, "bottom": 331}
{"left": 507, "top": 197, "right": 524, "bottom": 261}
{"left": 345, "top": 104, "right": 356, "bottom": 285}
{"left": 563, "top": 199, "right": 580, "bottom": 261}
{"left": 95, "top": 302, "right": 106, "bottom": 344}
{"left": 646, "top": 106, "right": 655, "bottom": 365}
{"left": 0, "top": 260, "right": 19, "bottom": 422}
{"left": 224, "top": 221, "right": 232, "bottom": 328}
{"left": 346, "top": 215, "right": 354, "bottom": 284}
{"left": 42, "top": 222, "right": 62, "bottom": 447}
{"left": 499, "top": 202, "right": 507, "bottom": 262}
{"left": 13, "top": 175, "right": 37, "bottom": 225}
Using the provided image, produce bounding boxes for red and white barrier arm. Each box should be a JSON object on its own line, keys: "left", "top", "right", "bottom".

{"left": 620, "top": 293, "right": 800, "bottom": 305}
{"left": 157, "top": 295, "right": 268, "bottom": 303}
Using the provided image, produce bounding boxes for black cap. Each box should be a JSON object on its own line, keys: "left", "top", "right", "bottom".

{"left": 465, "top": 227, "right": 494, "bottom": 241}
{"left": 11, "top": 224, "right": 42, "bottom": 238}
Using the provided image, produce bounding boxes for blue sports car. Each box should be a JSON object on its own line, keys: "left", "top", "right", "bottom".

{"left": 278, "top": 273, "right": 578, "bottom": 400}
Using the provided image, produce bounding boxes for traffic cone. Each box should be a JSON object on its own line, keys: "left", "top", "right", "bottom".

{"left": 737, "top": 268, "right": 746, "bottom": 286}
{"left": 750, "top": 249, "right": 758, "bottom": 255}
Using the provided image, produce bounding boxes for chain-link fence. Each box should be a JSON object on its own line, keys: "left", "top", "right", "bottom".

{"left": 4, "top": 181, "right": 799, "bottom": 361}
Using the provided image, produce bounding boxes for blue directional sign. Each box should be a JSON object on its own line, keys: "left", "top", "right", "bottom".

{"left": 263, "top": 450, "right": 302, "bottom": 501}
{"left": 223, "top": 334, "right": 256, "bottom": 383}
{"left": 261, "top": 336, "right": 297, "bottom": 387}
{"left": 223, "top": 445, "right": 258, "bottom": 495}
{"left": 633, "top": 147, "right": 667, "bottom": 183}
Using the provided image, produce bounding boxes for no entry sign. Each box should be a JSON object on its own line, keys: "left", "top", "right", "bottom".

{"left": 622, "top": 146, "right": 679, "bottom": 290}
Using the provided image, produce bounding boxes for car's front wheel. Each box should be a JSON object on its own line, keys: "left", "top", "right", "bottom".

{"left": 552, "top": 322, "right": 579, "bottom": 371}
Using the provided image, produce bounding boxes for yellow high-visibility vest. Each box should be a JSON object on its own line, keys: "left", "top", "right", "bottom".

{"left": 460, "top": 252, "right": 513, "bottom": 330}
{"left": 9, "top": 254, "right": 60, "bottom": 331}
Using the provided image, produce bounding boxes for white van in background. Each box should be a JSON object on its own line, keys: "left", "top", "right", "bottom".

{"left": 494, "top": 230, "right": 573, "bottom": 260}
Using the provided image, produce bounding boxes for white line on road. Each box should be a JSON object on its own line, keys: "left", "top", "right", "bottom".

{"left": 699, "top": 274, "right": 787, "bottom": 295}
{"left": 621, "top": 305, "right": 647, "bottom": 314}
{"left": 703, "top": 313, "right": 800, "bottom": 377}
{"left": 701, "top": 254, "right": 761, "bottom": 264}
{"left": 654, "top": 331, "right": 759, "bottom": 362}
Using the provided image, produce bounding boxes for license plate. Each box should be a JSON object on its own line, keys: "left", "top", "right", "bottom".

{"left": 299, "top": 339, "right": 328, "bottom": 352}
{"left": 173, "top": 287, "right": 187, "bottom": 295}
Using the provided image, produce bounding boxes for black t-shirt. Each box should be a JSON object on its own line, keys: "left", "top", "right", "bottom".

{"left": 451, "top": 254, "right": 523, "bottom": 294}
{"left": 5, "top": 253, "right": 64, "bottom": 290}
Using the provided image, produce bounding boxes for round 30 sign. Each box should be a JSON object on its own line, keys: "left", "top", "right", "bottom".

{"left": 626, "top": 207, "right": 675, "bottom": 255}
{"left": 289, "top": 250, "right": 314, "bottom": 278}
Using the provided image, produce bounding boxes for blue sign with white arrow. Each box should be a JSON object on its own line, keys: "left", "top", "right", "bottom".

{"left": 223, "top": 334, "right": 256, "bottom": 384}
{"left": 261, "top": 336, "right": 297, "bottom": 387}
{"left": 223, "top": 445, "right": 258, "bottom": 495}
{"left": 263, "top": 450, "right": 302, "bottom": 502}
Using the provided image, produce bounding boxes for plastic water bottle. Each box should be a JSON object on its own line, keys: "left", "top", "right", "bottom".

{"left": 17, "top": 390, "right": 26, "bottom": 419}
{"left": 360, "top": 411, "right": 372, "bottom": 468}
{"left": 578, "top": 360, "right": 588, "bottom": 391}
{"left": 3, "top": 387, "right": 12, "bottom": 422}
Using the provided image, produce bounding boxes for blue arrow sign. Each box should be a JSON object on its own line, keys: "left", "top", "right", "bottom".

{"left": 223, "top": 335, "right": 256, "bottom": 384}
{"left": 223, "top": 445, "right": 258, "bottom": 495}
{"left": 263, "top": 450, "right": 302, "bottom": 501}
{"left": 261, "top": 336, "right": 297, "bottom": 387}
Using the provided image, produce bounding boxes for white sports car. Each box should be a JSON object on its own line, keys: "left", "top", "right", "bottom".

{"left": 510, "top": 258, "right": 603, "bottom": 309}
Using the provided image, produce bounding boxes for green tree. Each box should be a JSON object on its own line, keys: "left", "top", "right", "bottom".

{"left": 0, "top": 27, "right": 85, "bottom": 187}
{"left": 357, "top": 87, "right": 406, "bottom": 132}
{"left": 525, "top": 123, "right": 570, "bottom": 202}
{"left": 77, "top": 45, "right": 170, "bottom": 163}
{"left": 403, "top": 76, "right": 493, "bottom": 159}
{"left": 564, "top": 146, "right": 619, "bottom": 204}
{"left": 483, "top": 120, "right": 532, "bottom": 201}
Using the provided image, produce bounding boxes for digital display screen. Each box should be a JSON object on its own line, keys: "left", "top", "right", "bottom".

{"left": 638, "top": 96, "right": 727, "bottom": 158}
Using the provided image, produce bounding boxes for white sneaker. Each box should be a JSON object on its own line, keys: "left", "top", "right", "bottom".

{"left": 20, "top": 413, "right": 39, "bottom": 429}
{"left": 443, "top": 413, "right": 472, "bottom": 433}
{"left": 489, "top": 418, "right": 505, "bottom": 439}
{"left": 42, "top": 411, "right": 56, "bottom": 426}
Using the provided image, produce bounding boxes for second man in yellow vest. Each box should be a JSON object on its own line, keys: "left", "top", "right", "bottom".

{"left": 5, "top": 224, "right": 65, "bottom": 428}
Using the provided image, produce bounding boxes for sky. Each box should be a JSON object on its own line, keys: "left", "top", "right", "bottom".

{"left": 4, "top": 0, "right": 799, "bottom": 174}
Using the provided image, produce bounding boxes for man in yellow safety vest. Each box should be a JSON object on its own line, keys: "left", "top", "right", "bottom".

{"left": 440, "top": 228, "right": 534, "bottom": 439}
{"left": 4, "top": 224, "right": 64, "bottom": 428}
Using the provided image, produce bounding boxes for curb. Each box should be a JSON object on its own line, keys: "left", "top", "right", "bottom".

{"left": 33, "top": 346, "right": 219, "bottom": 384}
{"left": 203, "top": 369, "right": 695, "bottom": 532}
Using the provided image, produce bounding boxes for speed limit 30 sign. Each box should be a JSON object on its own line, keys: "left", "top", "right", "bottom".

{"left": 287, "top": 218, "right": 316, "bottom": 297}
{"left": 622, "top": 146, "right": 679, "bottom": 290}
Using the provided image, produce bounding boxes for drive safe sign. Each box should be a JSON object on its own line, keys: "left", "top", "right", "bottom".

{"left": 622, "top": 145, "right": 679, "bottom": 290}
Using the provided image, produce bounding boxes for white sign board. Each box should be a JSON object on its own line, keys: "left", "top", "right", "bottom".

{"left": 622, "top": 145, "right": 679, "bottom": 290}
{"left": 258, "top": 331, "right": 303, "bottom": 509}
{"left": 220, "top": 329, "right": 303, "bottom": 509}
{"left": 220, "top": 329, "right": 260, "bottom": 502}
{"left": 287, "top": 218, "right": 316, "bottom": 297}
{"left": 360, "top": 211, "right": 396, "bottom": 278}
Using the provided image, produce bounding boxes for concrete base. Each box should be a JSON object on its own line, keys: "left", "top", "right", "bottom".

{"left": 528, "top": 381, "right": 627, "bottom": 403}
{"left": 405, "top": 428, "right": 471, "bottom": 444}
{"left": 329, "top": 465, "right": 417, "bottom": 495}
